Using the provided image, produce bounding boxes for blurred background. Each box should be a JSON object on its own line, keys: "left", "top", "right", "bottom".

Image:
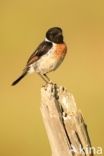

{"left": 0, "top": 0, "right": 104, "bottom": 156}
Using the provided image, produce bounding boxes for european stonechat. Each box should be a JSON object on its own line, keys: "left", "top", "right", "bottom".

{"left": 11, "top": 27, "right": 67, "bottom": 85}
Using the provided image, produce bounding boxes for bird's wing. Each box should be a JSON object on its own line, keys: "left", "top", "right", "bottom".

{"left": 26, "top": 41, "right": 53, "bottom": 66}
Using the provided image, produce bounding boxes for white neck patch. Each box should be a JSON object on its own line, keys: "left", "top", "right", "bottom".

{"left": 45, "top": 37, "right": 56, "bottom": 46}
{"left": 45, "top": 37, "right": 51, "bottom": 42}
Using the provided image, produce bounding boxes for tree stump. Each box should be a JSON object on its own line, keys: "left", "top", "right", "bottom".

{"left": 40, "top": 83, "right": 93, "bottom": 156}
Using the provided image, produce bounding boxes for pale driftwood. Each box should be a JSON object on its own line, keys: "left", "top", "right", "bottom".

{"left": 40, "top": 83, "right": 93, "bottom": 156}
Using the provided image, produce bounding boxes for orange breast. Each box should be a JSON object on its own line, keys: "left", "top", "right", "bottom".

{"left": 55, "top": 43, "right": 67, "bottom": 59}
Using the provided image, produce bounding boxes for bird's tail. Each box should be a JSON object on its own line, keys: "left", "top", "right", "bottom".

{"left": 11, "top": 70, "right": 28, "bottom": 86}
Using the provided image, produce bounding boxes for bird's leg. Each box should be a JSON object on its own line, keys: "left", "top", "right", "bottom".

{"left": 38, "top": 73, "right": 48, "bottom": 83}
{"left": 43, "top": 74, "right": 50, "bottom": 81}
{"left": 43, "top": 74, "right": 53, "bottom": 84}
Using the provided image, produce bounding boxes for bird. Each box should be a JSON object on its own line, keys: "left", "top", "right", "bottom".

{"left": 11, "top": 27, "right": 67, "bottom": 86}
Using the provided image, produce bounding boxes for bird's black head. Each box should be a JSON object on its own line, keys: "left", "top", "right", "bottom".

{"left": 46, "top": 27, "right": 63, "bottom": 44}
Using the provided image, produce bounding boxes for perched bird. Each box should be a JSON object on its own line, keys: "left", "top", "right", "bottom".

{"left": 11, "top": 27, "right": 67, "bottom": 86}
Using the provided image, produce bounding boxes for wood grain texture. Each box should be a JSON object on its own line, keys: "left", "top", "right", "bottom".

{"left": 40, "top": 83, "right": 93, "bottom": 156}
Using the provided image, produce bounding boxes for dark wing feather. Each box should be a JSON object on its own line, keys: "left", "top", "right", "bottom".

{"left": 27, "top": 41, "right": 52, "bottom": 66}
